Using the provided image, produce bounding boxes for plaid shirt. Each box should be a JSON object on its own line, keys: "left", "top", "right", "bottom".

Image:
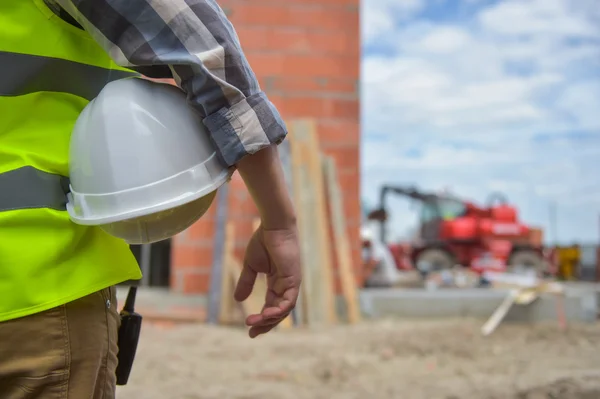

{"left": 53, "top": 0, "right": 287, "bottom": 167}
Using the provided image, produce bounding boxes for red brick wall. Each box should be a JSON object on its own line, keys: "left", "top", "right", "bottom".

{"left": 170, "top": 0, "right": 361, "bottom": 294}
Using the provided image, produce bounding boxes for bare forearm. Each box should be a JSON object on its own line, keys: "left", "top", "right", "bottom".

{"left": 236, "top": 145, "right": 296, "bottom": 230}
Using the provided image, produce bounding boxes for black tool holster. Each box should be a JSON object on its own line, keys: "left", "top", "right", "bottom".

{"left": 115, "top": 286, "right": 143, "bottom": 386}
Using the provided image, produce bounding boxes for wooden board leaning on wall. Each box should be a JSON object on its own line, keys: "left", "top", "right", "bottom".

{"left": 214, "top": 119, "right": 362, "bottom": 328}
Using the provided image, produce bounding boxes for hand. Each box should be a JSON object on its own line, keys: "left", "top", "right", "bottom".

{"left": 234, "top": 223, "right": 302, "bottom": 338}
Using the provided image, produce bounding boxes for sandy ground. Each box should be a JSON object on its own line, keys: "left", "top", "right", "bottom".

{"left": 117, "top": 318, "right": 600, "bottom": 399}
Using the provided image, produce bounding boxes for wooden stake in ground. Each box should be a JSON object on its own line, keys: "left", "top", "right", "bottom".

{"left": 323, "top": 156, "right": 362, "bottom": 324}
{"left": 481, "top": 280, "right": 567, "bottom": 336}
{"left": 481, "top": 289, "right": 520, "bottom": 336}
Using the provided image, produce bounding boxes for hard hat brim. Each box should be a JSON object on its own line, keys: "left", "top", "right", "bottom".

{"left": 67, "top": 159, "right": 233, "bottom": 225}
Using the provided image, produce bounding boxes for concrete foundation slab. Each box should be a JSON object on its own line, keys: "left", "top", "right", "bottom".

{"left": 116, "top": 286, "right": 207, "bottom": 323}
{"left": 116, "top": 283, "right": 599, "bottom": 325}
{"left": 360, "top": 287, "right": 598, "bottom": 323}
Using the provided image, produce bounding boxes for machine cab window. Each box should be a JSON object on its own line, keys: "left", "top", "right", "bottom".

{"left": 419, "top": 198, "right": 467, "bottom": 223}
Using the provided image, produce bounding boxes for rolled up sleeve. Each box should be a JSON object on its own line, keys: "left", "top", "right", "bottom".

{"left": 56, "top": 0, "right": 287, "bottom": 166}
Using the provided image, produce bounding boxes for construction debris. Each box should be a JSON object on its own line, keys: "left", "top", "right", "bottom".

{"left": 481, "top": 272, "right": 567, "bottom": 336}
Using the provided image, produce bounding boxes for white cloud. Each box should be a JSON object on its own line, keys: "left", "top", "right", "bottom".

{"left": 361, "top": 7, "right": 393, "bottom": 45}
{"left": 478, "top": 0, "right": 600, "bottom": 38}
{"left": 361, "top": 0, "right": 426, "bottom": 44}
{"left": 418, "top": 26, "right": 471, "bottom": 53}
{"left": 361, "top": 0, "right": 600, "bottom": 243}
{"left": 557, "top": 81, "right": 600, "bottom": 130}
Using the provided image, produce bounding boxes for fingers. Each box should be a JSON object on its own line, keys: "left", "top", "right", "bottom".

{"left": 249, "top": 324, "right": 277, "bottom": 339}
{"left": 245, "top": 306, "right": 287, "bottom": 326}
{"left": 245, "top": 291, "right": 297, "bottom": 339}
{"left": 246, "top": 310, "right": 292, "bottom": 339}
{"left": 234, "top": 265, "right": 257, "bottom": 302}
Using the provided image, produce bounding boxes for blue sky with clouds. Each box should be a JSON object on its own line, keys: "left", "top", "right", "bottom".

{"left": 359, "top": 0, "right": 600, "bottom": 244}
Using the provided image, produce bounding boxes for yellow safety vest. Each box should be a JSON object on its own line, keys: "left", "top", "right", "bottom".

{"left": 0, "top": 0, "right": 142, "bottom": 322}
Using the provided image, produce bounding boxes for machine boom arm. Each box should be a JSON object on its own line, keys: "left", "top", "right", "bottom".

{"left": 375, "top": 185, "right": 456, "bottom": 243}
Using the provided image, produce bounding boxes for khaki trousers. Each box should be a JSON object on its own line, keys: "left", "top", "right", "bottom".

{"left": 0, "top": 287, "right": 120, "bottom": 399}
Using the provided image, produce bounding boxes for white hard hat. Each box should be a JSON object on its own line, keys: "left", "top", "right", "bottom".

{"left": 66, "top": 78, "right": 232, "bottom": 244}
{"left": 360, "top": 225, "right": 373, "bottom": 241}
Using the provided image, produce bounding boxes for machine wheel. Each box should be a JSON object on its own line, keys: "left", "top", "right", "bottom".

{"left": 507, "top": 250, "right": 544, "bottom": 274}
{"left": 416, "top": 248, "right": 454, "bottom": 273}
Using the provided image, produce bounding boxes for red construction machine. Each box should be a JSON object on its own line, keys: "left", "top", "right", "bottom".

{"left": 367, "top": 185, "right": 548, "bottom": 274}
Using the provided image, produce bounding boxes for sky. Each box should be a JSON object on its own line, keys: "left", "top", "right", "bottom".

{"left": 360, "top": 0, "right": 600, "bottom": 244}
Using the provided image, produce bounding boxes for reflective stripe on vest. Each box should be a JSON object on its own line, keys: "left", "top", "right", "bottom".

{"left": 0, "top": 49, "right": 138, "bottom": 214}
{"left": 0, "top": 51, "right": 138, "bottom": 100}
{"left": 0, "top": 167, "right": 69, "bottom": 212}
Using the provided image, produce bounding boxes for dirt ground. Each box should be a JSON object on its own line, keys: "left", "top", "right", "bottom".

{"left": 117, "top": 318, "right": 600, "bottom": 399}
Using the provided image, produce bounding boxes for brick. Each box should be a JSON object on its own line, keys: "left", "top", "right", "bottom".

{"left": 228, "top": 196, "right": 259, "bottom": 220}
{"left": 282, "top": 0, "right": 358, "bottom": 7}
{"left": 317, "top": 119, "right": 360, "bottom": 146}
{"left": 171, "top": 244, "right": 213, "bottom": 269}
{"left": 224, "top": 0, "right": 359, "bottom": 7}
{"left": 322, "top": 169, "right": 360, "bottom": 222}
{"left": 182, "top": 270, "right": 211, "bottom": 294}
{"left": 186, "top": 217, "right": 216, "bottom": 242}
{"left": 246, "top": 53, "right": 359, "bottom": 80}
{"left": 335, "top": 170, "right": 360, "bottom": 198}
{"left": 347, "top": 226, "right": 360, "bottom": 247}
{"left": 220, "top": 219, "right": 256, "bottom": 255}
{"left": 322, "top": 146, "right": 360, "bottom": 171}
{"left": 228, "top": 171, "right": 245, "bottom": 190}
{"left": 276, "top": 97, "right": 359, "bottom": 119}
{"left": 236, "top": 27, "right": 359, "bottom": 56}
{"left": 345, "top": 218, "right": 362, "bottom": 228}
{"left": 344, "top": 199, "right": 362, "bottom": 225}
{"left": 226, "top": 4, "right": 357, "bottom": 31}
{"left": 260, "top": 77, "right": 357, "bottom": 96}
{"left": 143, "top": 78, "right": 176, "bottom": 85}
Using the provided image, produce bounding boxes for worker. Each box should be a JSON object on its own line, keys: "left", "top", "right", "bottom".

{"left": 0, "top": 1, "right": 301, "bottom": 398}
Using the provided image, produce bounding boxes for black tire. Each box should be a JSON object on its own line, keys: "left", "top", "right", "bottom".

{"left": 507, "top": 250, "right": 544, "bottom": 273}
{"left": 416, "top": 248, "right": 454, "bottom": 272}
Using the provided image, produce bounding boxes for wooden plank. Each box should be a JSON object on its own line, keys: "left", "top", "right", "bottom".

{"left": 323, "top": 156, "right": 362, "bottom": 324}
{"left": 249, "top": 218, "right": 269, "bottom": 315}
{"left": 302, "top": 121, "right": 337, "bottom": 324}
{"left": 228, "top": 256, "right": 265, "bottom": 317}
{"left": 206, "top": 183, "right": 229, "bottom": 324}
{"left": 218, "top": 222, "right": 237, "bottom": 324}
{"left": 481, "top": 289, "right": 520, "bottom": 336}
{"left": 288, "top": 123, "right": 323, "bottom": 326}
{"left": 219, "top": 218, "right": 265, "bottom": 318}
{"left": 275, "top": 140, "right": 304, "bottom": 326}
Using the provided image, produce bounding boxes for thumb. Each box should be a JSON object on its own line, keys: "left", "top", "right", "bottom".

{"left": 234, "top": 263, "right": 257, "bottom": 302}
